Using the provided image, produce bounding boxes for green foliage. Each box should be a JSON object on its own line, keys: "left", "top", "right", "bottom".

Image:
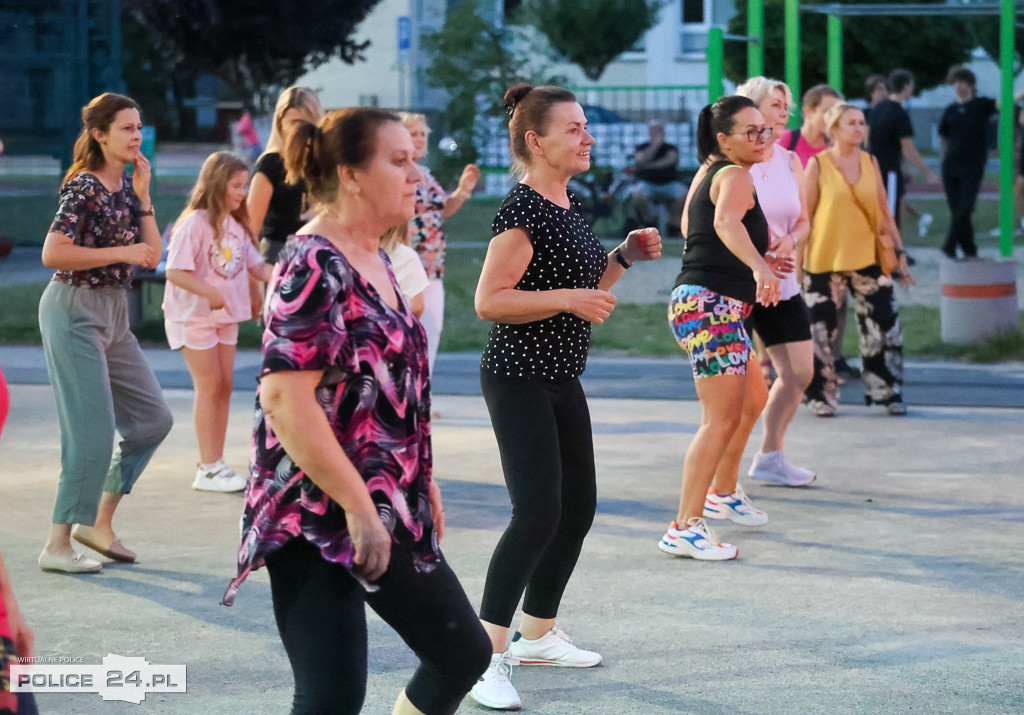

{"left": 123, "top": 0, "right": 382, "bottom": 113}
{"left": 724, "top": 0, "right": 978, "bottom": 99}
{"left": 521, "top": 0, "right": 664, "bottom": 81}
{"left": 421, "top": 0, "right": 562, "bottom": 185}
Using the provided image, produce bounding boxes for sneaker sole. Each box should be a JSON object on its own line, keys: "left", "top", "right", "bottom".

{"left": 469, "top": 689, "right": 521, "bottom": 710}
{"left": 192, "top": 482, "right": 246, "bottom": 493}
{"left": 749, "top": 470, "right": 816, "bottom": 487}
{"left": 658, "top": 539, "right": 738, "bottom": 561}
{"left": 703, "top": 506, "right": 768, "bottom": 527}
{"left": 510, "top": 656, "right": 602, "bottom": 668}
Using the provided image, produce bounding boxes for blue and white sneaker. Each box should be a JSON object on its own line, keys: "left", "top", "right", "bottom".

{"left": 703, "top": 484, "right": 768, "bottom": 526}
{"left": 658, "top": 517, "right": 738, "bottom": 561}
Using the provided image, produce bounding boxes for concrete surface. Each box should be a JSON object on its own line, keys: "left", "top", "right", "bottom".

{"left": 1, "top": 374, "right": 1022, "bottom": 714}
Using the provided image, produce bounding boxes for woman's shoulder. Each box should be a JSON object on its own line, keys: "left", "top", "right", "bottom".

{"left": 254, "top": 152, "right": 285, "bottom": 175}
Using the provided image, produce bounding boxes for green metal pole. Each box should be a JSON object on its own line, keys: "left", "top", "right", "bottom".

{"left": 748, "top": 0, "right": 764, "bottom": 78}
{"left": 707, "top": 28, "right": 725, "bottom": 104}
{"left": 827, "top": 13, "right": 842, "bottom": 93}
{"left": 784, "top": 0, "right": 801, "bottom": 128}
{"left": 998, "top": 0, "right": 1013, "bottom": 258}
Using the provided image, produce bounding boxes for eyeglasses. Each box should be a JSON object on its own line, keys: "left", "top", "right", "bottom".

{"left": 730, "top": 127, "right": 773, "bottom": 142}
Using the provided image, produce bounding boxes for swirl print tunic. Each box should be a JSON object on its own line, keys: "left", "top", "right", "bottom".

{"left": 224, "top": 234, "right": 438, "bottom": 604}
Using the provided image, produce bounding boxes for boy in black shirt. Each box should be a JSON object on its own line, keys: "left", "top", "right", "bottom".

{"left": 938, "top": 66, "right": 997, "bottom": 259}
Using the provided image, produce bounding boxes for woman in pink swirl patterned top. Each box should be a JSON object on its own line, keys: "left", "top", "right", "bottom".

{"left": 223, "top": 107, "right": 490, "bottom": 714}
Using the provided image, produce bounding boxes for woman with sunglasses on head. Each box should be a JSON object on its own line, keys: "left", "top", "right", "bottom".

{"left": 470, "top": 83, "right": 662, "bottom": 711}
{"left": 659, "top": 96, "right": 793, "bottom": 562}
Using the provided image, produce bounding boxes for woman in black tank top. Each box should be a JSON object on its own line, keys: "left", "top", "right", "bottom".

{"left": 658, "top": 97, "right": 793, "bottom": 563}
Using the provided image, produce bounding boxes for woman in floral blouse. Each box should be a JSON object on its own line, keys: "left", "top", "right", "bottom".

{"left": 37, "top": 93, "right": 173, "bottom": 574}
{"left": 401, "top": 113, "right": 481, "bottom": 374}
{"left": 223, "top": 107, "right": 490, "bottom": 714}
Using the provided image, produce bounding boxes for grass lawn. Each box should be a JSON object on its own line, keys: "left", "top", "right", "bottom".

{"left": 3, "top": 176, "right": 1022, "bottom": 361}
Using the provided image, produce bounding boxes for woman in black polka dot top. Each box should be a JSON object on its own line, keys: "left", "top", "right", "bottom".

{"left": 468, "top": 83, "right": 662, "bottom": 711}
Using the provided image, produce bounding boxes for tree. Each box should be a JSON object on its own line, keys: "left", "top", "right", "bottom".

{"left": 723, "top": 0, "right": 978, "bottom": 100}
{"left": 123, "top": 0, "right": 382, "bottom": 113}
{"left": 521, "top": 0, "right": 664, "bottom": 81}
{"left": 422, "top": 0, "right": 562, "bottom": 184}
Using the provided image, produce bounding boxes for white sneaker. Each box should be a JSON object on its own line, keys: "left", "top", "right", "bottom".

{"left": 703, "top": 484, "right": 768, "bottom": 526}
{"left": 917, "top": 212, "right": 933, "bottom": 237}
{"left": 749, "top": 450, "right": 816, "bottom": 487}
{"left": 470, "top": 651, "right": 521, "bottom": 710}
{"left": 508, "top": 627, "right": 602, "bottom": 667}
{"left": 192, "top": 460, "right": 247, "bottom": 493}
{"left": 658, "top": 517, "right": 738, "bottom": 561}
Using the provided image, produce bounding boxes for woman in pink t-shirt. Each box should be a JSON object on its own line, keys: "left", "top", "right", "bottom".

{"left": 777, "top": 84, "right": 842, "bottom": 168}
{"left": 163, "top": 152, "right": 272, "bottom": 492}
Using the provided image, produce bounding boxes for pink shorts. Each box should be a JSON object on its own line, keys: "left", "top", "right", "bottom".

{"left": 165, "top": 321, "right": 239, "bottom": 351}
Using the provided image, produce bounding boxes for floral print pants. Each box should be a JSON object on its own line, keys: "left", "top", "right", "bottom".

{"left": 802, "top": 265, "right": 904, "bottom": 410}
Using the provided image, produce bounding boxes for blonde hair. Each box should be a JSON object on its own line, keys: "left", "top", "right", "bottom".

{"left": 380, "top": 223, "right": 412, "bottom": 252}
{"left": 175, "top": 151, "right": 252, "bottom": 248}
{"left": 823, "top": 102, "right": 862, "bottom": 136}
{"left": 63, "top": 93, "right": 141, "bottom": 187}
{"left": 264, "top": 86, "right": 324, "bottom": 154}
{"left": 735, "top": 77, "right": 794, "bottom": 112}
{"left": 400, "top": 112, "right": 429, "bottom": 131}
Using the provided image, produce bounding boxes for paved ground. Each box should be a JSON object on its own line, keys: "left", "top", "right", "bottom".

{"left": 2, "top": 149, "right": 1022, "bottom": 713}
{"left": 2, "top": 376, "right": 1022, "bottom": 714}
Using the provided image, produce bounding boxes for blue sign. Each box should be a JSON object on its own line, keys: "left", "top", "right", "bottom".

{"left": 397, "top": 16, "right": 411, "bottom": 50}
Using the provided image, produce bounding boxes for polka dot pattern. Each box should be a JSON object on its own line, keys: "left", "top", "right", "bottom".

{"left": 480, "top": 183, "right": 608, "bottom": 381}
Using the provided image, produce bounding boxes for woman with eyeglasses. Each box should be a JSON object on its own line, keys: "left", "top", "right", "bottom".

{"left": 802, "top": 102, "right": 912, "bottom": 417}
{"left": 659, "top": 96, "right": 792, "bottom": 562}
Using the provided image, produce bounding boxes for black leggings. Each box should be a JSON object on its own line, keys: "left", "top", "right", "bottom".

{"left": 479, "top": 370, "right": 597, "bottom": 626}
{"left": 265, "top": 538, "right": 491, "bottom": 715}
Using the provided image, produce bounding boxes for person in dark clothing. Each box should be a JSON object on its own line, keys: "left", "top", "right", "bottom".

{"left": 629, "top": 121, "right": 688, "bottom": 235}
{"left": 938, "top": 67, "right": 997, "bottom": 259}
{"left": 866, "top": 69, "right": 939, "bottom": 227}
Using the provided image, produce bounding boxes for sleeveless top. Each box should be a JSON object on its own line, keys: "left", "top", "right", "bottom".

{"left": 749, "top": 146, "right": 801, "bottom": 300}
{"left": 804, "top": 152, "right": 878, "bottom": 273}
{"left": 253, "top": 152, "right": 306, "bottom": 245}
{"left": 675, "top": 160, "right": 770, "bottom": 305}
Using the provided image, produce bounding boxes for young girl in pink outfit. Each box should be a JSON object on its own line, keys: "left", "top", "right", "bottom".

{"left": 163, "top": 152, "right": 273, "bottom": 492}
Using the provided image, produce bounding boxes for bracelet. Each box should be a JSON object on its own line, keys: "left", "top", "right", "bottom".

{"left": 612, "top": 245, "right": 631, "bottom": 269}
{"left": 139, "top": 205, "right": 155, "bottom": 217}
{"left": 896, "top": 249, "right": 906, "bottom": 257}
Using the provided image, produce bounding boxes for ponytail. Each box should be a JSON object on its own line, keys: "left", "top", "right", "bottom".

{"left": 695, "top": 95, "right": 758, "bottom": 163}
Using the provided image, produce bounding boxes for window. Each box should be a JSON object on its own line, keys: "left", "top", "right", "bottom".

{"left": 679, "top": 0, "right": 710, "bottom": 58}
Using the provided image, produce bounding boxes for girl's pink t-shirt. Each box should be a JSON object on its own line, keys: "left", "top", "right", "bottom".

{"left": 778, "top": 128, "right": 828, "bottom": 168}
{"left": 162, "top": 211, "right": 263, "bottom": 325}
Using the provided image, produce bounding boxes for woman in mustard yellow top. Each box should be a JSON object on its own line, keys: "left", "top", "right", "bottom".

{"left": 803, "top": 102, "right": 913, "bottom": 417}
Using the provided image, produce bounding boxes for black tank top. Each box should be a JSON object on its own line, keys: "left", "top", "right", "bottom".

{"left": 675, "top": 159, "right": 769, "bottom": 305}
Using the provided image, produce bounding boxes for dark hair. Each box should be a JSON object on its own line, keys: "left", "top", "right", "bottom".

{"left": 504, "top": 83, "right": 577, "bottom": 176}
{"left": 695, "top": 95, "right": 757, "bottom": 163}
{"left": 283, "top": 107, "right": 401, "bottom": 205}
{"left": 888, "top": 69, "right": 914, "bottom": 94}
{"left": 63, "top": 93, "right": 141, "bottom": 186}
{"left": 801, "top": 84, "right": 842, "bottom": 111}
{"left": 865, "top": 74, "right": 889, "bottom": 98}
{"left": 947, "top": 66, "right": 977, "bottom": 88}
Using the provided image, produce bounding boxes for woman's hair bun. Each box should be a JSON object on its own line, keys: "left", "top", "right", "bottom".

{"left": 504, "top": 83, "right": 534, "bottom": 117}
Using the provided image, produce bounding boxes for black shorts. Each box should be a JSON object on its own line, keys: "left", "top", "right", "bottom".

{"left": 746, "top": 293, "right": 812, "bottom": 348}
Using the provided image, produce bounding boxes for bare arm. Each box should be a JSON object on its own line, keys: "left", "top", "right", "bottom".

{"left": 248, "top": 261, "right": 274, "bottom": 284}
{"left": 260, "top": 370, "right": 392, "bottom": 581}
{"left": 475, "top": 228, "right": 616, "bottom": 325}
{"left": 247, "top": 171, "right": 274, "bottom": 238}
{"left": 441, "top": 164, "right": 481, "bottom": 219}
{"left": 598, "top": 227, "right": 663, "bottom": 291}
{"left": 165, "top": 268, "right": 226, "bottom": 310}
{"left": 871, "top": 155, "right": 914, "bottom": 287}
{"left": 900, "top": 137, "right": 939, "bottom": 183}
{"left": 130, "top": 152, "right": 164, "bottom": 259}
{"left": 711, "top": 167, "right": 780, "bottom": 305}
{"left": 41, "top": 231, "right": 157, "bottom": 271}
